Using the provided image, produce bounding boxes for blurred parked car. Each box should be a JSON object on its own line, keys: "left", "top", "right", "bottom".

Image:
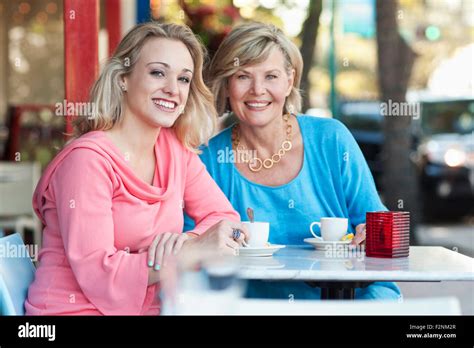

{"left": 338, "top": 98, "right": 474, "bottom": 220}
{"left": 413, "top": 97, "right": 474, "bottom": 219}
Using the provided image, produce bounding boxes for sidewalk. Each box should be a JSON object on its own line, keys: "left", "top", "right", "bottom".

{"left": 417, "top": 221, "right": 474, "bottom": 257}
{"left": 399, "top": 221, "right": 474, "bottom": 314}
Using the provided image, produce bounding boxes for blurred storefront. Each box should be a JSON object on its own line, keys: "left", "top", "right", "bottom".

{"left": 0, "top": 0, "right": 146, "bottom": 168}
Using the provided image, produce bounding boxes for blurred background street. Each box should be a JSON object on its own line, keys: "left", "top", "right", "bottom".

{"left": 418, "top": 219, "right": 474, "bottom": 258}
{"left": 401, "top": 218, "right": 474, "bottom": 314}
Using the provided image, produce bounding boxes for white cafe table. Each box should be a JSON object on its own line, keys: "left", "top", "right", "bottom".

{"left": 236, "top": 246, "right": 474, "bottom": 300}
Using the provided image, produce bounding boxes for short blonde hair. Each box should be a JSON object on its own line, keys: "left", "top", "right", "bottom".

{"left": 207, "top": 22, "right": 303, "bottom": 116}
{"left": 74, "top": 22, "right": 216, "bottom": 152}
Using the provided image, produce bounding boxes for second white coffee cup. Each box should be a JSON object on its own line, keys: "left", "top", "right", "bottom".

{"left": 310, "top": 217, "right": 348, "bottom": 241}
{"left": 242, "top": 221, "right": 269, "bottom": 247}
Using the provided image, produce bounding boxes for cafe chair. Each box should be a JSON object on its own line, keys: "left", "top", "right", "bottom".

{"left": 0, "top": 161, "right": 42, "bottom": 249}
{"left": 0, "top": 233, "right": 36, "bottom": 315}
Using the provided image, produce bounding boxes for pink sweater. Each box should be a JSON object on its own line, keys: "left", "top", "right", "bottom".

{"left": 25, "top": 129, "right": 239, "bottom": 315}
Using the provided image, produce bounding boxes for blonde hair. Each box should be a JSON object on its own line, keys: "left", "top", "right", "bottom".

{"left": 74, "top": 22, "right": 216, "bottom": 152}
{"left": 207, "top": 22, "right": 303, "bottom": 116}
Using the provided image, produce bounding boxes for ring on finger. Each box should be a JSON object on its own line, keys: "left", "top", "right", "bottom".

{"left": 232, "top": 228, "right": 241, "bottom": 241}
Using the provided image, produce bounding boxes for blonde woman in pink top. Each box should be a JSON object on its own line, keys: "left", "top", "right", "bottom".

{"left": 25, "top": 22, "right": 248, "bottom": 315}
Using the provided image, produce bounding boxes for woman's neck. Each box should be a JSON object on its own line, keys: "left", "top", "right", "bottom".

{"left": 238, "top": 114, "right": 289, "bottom": 158}
{"left": 108, "top": 109, "right": 160, "bottom": 158}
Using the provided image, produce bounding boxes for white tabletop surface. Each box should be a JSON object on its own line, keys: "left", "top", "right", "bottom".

{"left": 237, "top": 246, "right": 474, "bottom": 282}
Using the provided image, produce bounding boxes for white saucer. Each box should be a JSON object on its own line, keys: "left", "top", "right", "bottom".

{"left": 304, "top": 238, "right": 351, "bottom": 250}
{"left": 237, "top": 244, "right": 285, "bottom": 257}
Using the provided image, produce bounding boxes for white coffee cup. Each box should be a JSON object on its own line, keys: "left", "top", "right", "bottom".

{"left": 310, "top": 218, "right": 348, "bottom": 241}
{"left": 242, "top": 222, "right": 269, "bottom": 247}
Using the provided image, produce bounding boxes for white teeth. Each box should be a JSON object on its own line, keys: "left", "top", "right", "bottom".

{"left": 153, "top": 99, "right": 176, "bottom": 109}
{"left": 246, "top": 102, "right": 270, "bottom": 108}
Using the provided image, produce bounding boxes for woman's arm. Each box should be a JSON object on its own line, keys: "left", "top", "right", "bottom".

{"left": 138, "top": 149, "right": 246, "bottom": 279}
{"left": 335, "top": 120, "right": 387, "bottom": 227}
{"left": 50, "top": 149, "right": 150, "bottom": 315}
{"left": 183, "top": 151, "right": 240, "bottom": 234}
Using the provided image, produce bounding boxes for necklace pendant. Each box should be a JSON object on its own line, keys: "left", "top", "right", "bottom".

{"left": 282, "top": 140, "right": 292, "bottom": 151}
{"left": 249, "top": 157, "right": 263, "bottom": 172}
{"left": 263, "top": 158, "right": 274, "bottom": 169}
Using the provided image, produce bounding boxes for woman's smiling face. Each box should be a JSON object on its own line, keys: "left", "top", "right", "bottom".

{"left": 227, "top": 47, "right": 294, "bottom": 127}
{"left": 121, "top": 37, "right": 194, "bottom": 128}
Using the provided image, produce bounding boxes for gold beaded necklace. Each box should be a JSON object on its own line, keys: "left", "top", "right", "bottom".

{"left": 232, "top": 113, "right": 293, "bottom": 172}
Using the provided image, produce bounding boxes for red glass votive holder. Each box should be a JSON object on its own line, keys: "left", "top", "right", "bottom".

{"left": 366, "top": 211, "right": 410, "bottom": 258}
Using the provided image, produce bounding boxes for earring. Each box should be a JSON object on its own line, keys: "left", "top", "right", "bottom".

{"left": 121, "top": 85, "right": 126, "bottom": 91}
{"left": 287, "top": 103, "right": 295, "bottom": 115}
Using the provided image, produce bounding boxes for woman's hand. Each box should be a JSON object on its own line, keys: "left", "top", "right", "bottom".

{"left": 144, "top": 232, "right": 192, "bottom": 286}
{"left": 146, "top": 232, "right": 190, "bottom": 271}
{"left": 144, "top": 221, "right": 247, "bottom": 285}
{"left": 183, "top": 220, "right": 249, "bottom": 256}
{"left": 350, "top": 223, "right": 366, "bottom": 246}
